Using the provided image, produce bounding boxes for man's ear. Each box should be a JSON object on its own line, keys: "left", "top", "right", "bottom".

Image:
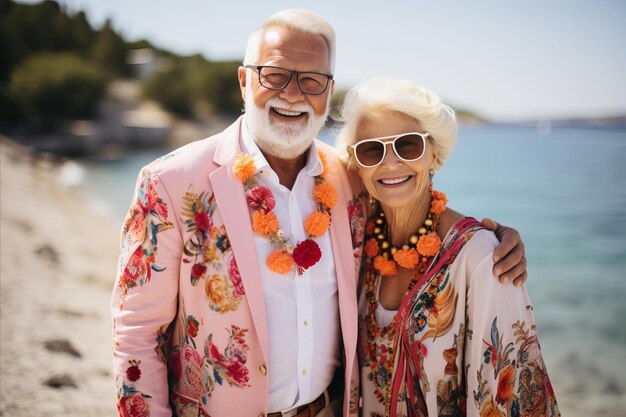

{"left": 238, "top": 66, "right": 247, "bottom": 101}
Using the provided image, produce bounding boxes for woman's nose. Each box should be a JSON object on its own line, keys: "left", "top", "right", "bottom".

{"left": 381, "top": 142, "right": 401, "bottom": 165}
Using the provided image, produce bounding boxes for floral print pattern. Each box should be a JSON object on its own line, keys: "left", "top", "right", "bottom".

{"left": 168, "top": 308, "right": 251, "bottom": 409}
{"left": 182, "top": 190, "right": 245, "bottom": 313}
{"left": 118, "top": 173, "right": 173, "bottom": 302}
{"left": 349, "top": 381, "right": 360, "bottom": 414}
{"left": 473, "top": 318, "right": 559, "bottom": 417}
{"left": 347, "top": 191, "right": 367, "bottom": 276}
{"left": 155, "top": 325, "right": 170, "bottom": 364}
{"left": 436, "top": 325, "right": 466, "bottom": 417}
{"left": 205, "top": 325, "right": 251, "bottom": 388}
{"left": 117, "top": 360, "right": 152, "bottom": 417}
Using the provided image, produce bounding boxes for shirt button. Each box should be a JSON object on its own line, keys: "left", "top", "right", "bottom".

{"left": 303, "top": 320, "right": 309, "bottom": 328}
{"left": 302, "top": 368, "right": 308, "bottom": 376}
{"left": 259, "top": 364, "right": 267, "bottom": 375}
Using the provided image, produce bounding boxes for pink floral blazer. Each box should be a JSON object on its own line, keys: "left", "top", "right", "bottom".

{"left": 112, "top": 117, "right": 366, "bottom": 417}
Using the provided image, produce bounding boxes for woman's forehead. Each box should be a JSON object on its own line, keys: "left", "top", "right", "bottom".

{"left": 356, "top": 111, "right": 422, "bottom": 140}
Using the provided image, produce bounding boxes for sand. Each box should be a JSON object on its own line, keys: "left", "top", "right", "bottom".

{"left": 1, "top": 138, "right": 119, "bottom": 416}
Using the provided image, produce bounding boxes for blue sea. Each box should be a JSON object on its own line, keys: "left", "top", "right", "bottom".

{"left": 75, "top": 125, "right": 626, "bottom": 416}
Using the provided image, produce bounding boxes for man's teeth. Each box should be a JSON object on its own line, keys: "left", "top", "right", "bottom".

{"left": 274, "top": 108, "right": 304, "bottom": 117}
{"left": 380, "top": 176, "right": 410, "bottom": 185}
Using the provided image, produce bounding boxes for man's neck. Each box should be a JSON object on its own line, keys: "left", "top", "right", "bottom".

{"left": 262, "top": 149, "right": 309, "bottom": 190}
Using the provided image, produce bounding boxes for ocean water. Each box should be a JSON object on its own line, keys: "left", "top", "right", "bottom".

{"left": 435, "top": 126, "right": 626, "bottom": 415}
{"left": 76, "top": 125, "right": 626, "bottom": 415}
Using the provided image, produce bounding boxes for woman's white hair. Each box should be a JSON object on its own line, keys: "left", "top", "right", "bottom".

{"left": 243, "top": 9, "right": 336, "bottom": 72}
{"left": 336, "top": 77, "right": 457, "bottom": 171}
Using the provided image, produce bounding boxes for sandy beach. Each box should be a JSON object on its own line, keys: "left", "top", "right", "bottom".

{"left": 1, "top": 138, "right": 119, "bottom": 416}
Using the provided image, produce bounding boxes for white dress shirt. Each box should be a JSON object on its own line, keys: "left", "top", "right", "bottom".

{"left": 241, "top": 120, "right": 341, "bottom": 413}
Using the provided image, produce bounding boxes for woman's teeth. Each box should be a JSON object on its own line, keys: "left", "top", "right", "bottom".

{"left": 380, "top": 176, "right": 410, "bottom": 185}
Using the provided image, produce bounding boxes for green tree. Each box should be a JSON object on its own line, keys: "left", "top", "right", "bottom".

{"left": 200, "top": 61, "right": 243, "bottom": 115}
{"left": 91, "top": 19, "right": 130, "bottom": 78}
{"left": 0, "top": 0, "right": 94, "bottom": 83}
{"left": 143, "top": 55, "right": 243, "bottom": 118}
{"left": 143, "top": 57, "right": 194, "bottom": 117}
{"left": 8, "top": 52, "right": 106, "bottom": 128}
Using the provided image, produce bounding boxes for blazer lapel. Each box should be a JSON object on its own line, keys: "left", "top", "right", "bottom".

{"left": 210, "top": 118, "right": 269, "bottom": 363}
{"left": 327, "top": 164, "right": 358, "bottom": 372}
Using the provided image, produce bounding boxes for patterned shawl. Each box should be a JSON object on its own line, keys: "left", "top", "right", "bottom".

{"left": 388, "top": 217, "right": 481, "bottom": 417}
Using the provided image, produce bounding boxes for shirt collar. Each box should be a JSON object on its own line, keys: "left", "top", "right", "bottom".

{"left": 241, "top": 115, "right": 323, "bottom": 178}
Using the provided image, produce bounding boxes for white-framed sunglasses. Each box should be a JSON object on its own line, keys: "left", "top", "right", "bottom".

{"left": 348, "top": 132, "right": 429, "bottom": 168}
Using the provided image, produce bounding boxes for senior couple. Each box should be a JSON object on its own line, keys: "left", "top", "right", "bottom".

{"left": 112, "top": 9, "right": 559, "bottom": 417}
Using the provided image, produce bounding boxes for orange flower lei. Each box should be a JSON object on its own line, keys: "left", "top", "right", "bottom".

{"left": 364, "top": 185, "right": 447, "bottom": 277}
{"left": 233, "top": 150, "right": 337, "bottom": 275}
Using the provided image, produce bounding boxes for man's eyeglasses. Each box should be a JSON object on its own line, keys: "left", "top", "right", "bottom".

{"left": 348, "top": 132, "right": 429, "bottom": 168}
{"left": 244, "top": 65, "right": 333, "bottom": 95}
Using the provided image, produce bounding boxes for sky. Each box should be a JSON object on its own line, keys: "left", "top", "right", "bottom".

{"left": 21, "top": 0, "right": 626, "bottom": 122}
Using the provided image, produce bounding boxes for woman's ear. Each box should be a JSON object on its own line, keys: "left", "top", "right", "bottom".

{"left": 429, "top": 150, "right": 437, "bottom": 170}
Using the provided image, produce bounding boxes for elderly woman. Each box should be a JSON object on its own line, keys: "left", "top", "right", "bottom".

{"left": 336, "top": 78, "right": 559, "bottom": 416}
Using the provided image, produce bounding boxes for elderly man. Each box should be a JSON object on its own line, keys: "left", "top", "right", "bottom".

{"left": 112, "top": 9, "right": 527, "bottom": 417}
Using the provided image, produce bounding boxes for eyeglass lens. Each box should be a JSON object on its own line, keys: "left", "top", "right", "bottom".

{"left": 355, "top": 134, "right": 425, "bottom": 167}
{"left": 259, "top": 67, "right": 328, "bottom": 95}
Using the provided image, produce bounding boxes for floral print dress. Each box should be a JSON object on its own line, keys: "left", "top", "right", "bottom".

{"left": 357, "top": 218, "right": 559, "bottom": 417}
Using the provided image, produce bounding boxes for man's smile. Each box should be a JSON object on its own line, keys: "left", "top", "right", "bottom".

{"left": 271, "top": 107, "right": 308, "bottom": 119}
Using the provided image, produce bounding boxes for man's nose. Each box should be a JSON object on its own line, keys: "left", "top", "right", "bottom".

{"left": 279, "top": 76, "right": 305, "bottom": 102}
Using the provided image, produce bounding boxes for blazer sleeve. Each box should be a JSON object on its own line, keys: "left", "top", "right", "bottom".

{"left": 111, "top": 166, "right": 182, "bottom": 417}
{"left": 464, "top": 232, "right": 559, "bottom": 416}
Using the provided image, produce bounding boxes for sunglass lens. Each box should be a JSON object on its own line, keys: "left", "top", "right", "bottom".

{"left": 395, "top": 134, "right": 424, "bottom": 160}
{"left": 355, "top": 141, "right": 385, "bottom": 167}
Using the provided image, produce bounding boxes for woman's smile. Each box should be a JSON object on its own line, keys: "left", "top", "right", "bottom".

{"left": 378, "top": 175, "right": 413, "bottom": 187}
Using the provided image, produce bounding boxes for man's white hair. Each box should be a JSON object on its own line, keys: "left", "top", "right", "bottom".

{"left": 243, "top": 9, "right": 336, "bottom": 72}
{"left": 335, "top": 77, "right": 458, "bottom": 172}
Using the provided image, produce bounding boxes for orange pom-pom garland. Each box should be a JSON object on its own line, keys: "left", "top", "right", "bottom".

{"left": 393, "top": 248, "right": 420, "bottom": 269}
{"left": 266, "top": 250, "right": 294, "bottom": 275}
{"left": 313, "top": 182, "right": 338, "bottom": 208}
{"left": 252, "top": 210, "right": 279, "bottom": 237}
{"left": 416, "top": 234, "right": 441, "bottom": 257}
{"left": 365, "top": 188, "right": 447, "bottom": 276}
{"left": 234, "top": 150, "right": 336, "bottom": 275}
{"left": 304, "top": 210, "right": 331, "bottom": 238}
{"left": 233, "top": 153, "right": 256, "bottom": 182}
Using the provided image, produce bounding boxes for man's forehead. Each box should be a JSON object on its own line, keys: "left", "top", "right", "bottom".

{"left": 262, "top": 27, "right": 283, "bottom": 45}
{"left": 258, "top": 26, "right": 329, "bottom": 66}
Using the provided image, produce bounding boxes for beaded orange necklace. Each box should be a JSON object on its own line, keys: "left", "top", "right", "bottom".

{"left": 364, "top": 186, "right": 448, "bottom": 277}
{"left": 362, "top": 185, "right": 447, "bottom": 404}
{"left": 232, "top": 150, "right": 338, "bottom": 275}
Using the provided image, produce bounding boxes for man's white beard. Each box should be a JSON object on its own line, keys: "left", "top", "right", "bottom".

{"left": 244, "top": 84, "right": 330, "bottom": 160}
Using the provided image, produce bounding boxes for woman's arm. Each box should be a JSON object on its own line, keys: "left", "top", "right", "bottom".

{"left": 464, "top": 231, "right": 559, "bottom": 416}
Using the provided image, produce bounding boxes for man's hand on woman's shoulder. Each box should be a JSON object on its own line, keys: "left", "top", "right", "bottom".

{"left": 481, "top": 218, "right": 527, "bottom": 287}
